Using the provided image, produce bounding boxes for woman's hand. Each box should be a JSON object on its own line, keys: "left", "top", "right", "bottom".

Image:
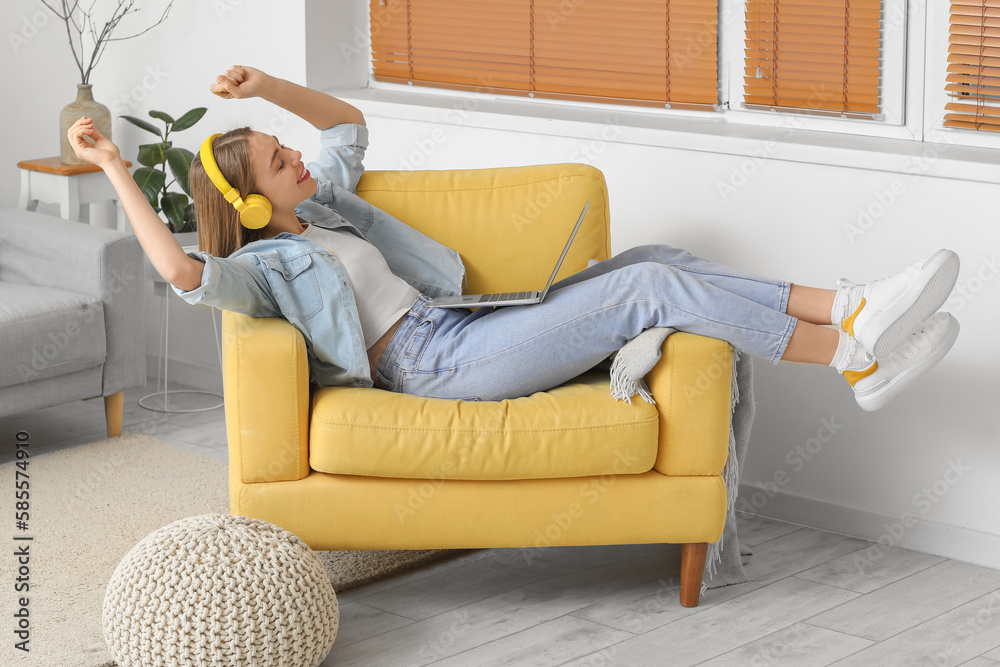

{"left": 210, "top": 65, "right": 270, "bottom": 100}
{"left": 67, "top": 116, "right": 121, "bottom": 169}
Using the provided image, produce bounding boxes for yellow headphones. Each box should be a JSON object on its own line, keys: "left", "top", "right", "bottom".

{"left": 199, "top": 133, "right": 272, "bottom": 230}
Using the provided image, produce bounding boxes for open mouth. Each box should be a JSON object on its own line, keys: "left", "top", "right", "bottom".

{"left": 297, "top": 166, "right": 310, "bottom": 184}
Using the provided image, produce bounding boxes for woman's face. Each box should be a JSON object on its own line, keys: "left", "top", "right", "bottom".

{"left": 247, "top": 131, "right": 316, "bottom": 210}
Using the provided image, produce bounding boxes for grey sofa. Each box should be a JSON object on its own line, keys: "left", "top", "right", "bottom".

{"left": 0, "top": 209, "right": 146, "bottom": 437}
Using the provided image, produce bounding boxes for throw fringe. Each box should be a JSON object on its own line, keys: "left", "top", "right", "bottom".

{"left": 705, "top": 348, "right": 741, "bottom": 581}
{"left": 608, "top": 356, "right": 654, "bottom": 405}
{"left": 607, "top": 326, "right": 675, "bottom": 406}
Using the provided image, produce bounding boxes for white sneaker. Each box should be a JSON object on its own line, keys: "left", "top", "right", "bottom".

{"left": 839, "top": 249, "right": 960, "bottom": 357}
{"left": 845, "top": 311, "right": 960, "bottom": 411}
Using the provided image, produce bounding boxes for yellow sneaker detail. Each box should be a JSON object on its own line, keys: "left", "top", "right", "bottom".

{"left": 843, "top": 360, "right": 878, "bottom": 387}
{"left": 841, "top": 298, "right": 866, "bottom": 338}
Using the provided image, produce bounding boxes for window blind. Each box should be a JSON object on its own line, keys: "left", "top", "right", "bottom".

{"left": 743, "top": 0, "right": 882, "bottom": 118}
{"left": 370, "top": 0, "right": 720, "bottom": 111}
{"left": 945, "top": 0, "right": 1000, "bottom": 132}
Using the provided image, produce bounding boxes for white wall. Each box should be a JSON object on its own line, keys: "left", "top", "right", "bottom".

{"left": 1, "top": 0, "right": 309, "bottom": 393}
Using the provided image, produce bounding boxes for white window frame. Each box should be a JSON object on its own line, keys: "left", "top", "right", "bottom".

{"left": 922, "top": 0, "right": 1000, "bottom": 149}
{"left": 719, "top": 0, "right": 915, "bottom": 140}
{"left": 362, "top": 0, "right": 921, "bottom": 143}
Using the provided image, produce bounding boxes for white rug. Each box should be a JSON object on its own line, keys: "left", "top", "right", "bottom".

{"left": 0, "top": 432, "right": 469, "bottom": 667}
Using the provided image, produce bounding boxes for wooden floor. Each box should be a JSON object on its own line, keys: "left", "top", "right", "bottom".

{"left": 4, "top": 377, "right": 1000, "bottom": 667}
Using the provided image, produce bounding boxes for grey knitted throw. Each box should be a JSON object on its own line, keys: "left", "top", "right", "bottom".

{"left": 605, "top": 326, "right": 756, "bottom": 594}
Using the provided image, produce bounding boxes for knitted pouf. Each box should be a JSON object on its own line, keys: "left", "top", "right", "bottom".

{"left": 102, "top": 514, "right": 339, "bottom": 667}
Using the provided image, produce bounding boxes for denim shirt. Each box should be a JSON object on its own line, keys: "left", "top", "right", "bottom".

{"left": 171, "top": 123, "right": 467, "bottom": 389}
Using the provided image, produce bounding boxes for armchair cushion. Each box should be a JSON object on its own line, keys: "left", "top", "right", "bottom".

{"left": 0, "top": 282, "right": 105, "bottom": 388}
{"left": 308, "top": 368, "right": 659, "bottom": 480}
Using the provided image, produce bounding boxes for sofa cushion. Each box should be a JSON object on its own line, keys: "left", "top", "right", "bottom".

{"left": 0, "top": 282, "right": 106, "bottom": 389}
{"left": 308, "top": 368, "right": 659, "bottom": 481}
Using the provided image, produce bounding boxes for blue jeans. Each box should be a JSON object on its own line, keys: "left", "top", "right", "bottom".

{"left": 373, "top": 244, "right": 797, "bottom": 401}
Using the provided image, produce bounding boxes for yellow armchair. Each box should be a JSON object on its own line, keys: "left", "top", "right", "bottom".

{"left": 221, "top": 163, "right": 733, "bottom": 608}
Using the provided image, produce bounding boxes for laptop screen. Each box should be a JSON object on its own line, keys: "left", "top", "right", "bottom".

{"left": 540, "top": 200, "right": 590, "bottom": 296}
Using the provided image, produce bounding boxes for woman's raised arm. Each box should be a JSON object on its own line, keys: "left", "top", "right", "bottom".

{"left": 210, "top": 65, "right": 365, "bottom": 130}
{"left": 67, "top": 117, "right": 205, "bottom": 290}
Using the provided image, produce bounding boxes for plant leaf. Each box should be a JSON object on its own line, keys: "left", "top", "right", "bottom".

{"left": 120, "top": 115, "right": 162, "bottom": 137}
{"left": 148, "top": 110, "right": 175, "bottom": 125}
{"left": 182, "top": 202, "right": 198, "bottom": 233}
{"left": 170, "top": 107, "right": 208, "bottom": 132}
{"left": 133, "top": 167, "right": 166, "bottom": 209}
{"left": 161, "top": 192, "right": 189, "bottom": 233}
{"left": 137, "top": 141, "right": 172, "bottom": 168}
{"left": 166, "top": 147, "right": 194, "bottom": 197}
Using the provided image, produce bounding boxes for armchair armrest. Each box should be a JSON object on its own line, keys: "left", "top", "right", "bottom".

{"left": 222, "top": 310, "right": 311, "bottom": 498}
{"left": 647, "top": 333, "right": 734, "bottom": 477}
{"left": 0, "top": 209, "right": 145, "bottom": 395}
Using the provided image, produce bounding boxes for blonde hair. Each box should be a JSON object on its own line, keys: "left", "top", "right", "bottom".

{"left": 189, "top": 127, "right": 269, "bottom": 258}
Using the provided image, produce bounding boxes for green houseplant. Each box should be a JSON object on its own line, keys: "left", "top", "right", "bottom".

{"left": 121, "top": 108, "right": 207, "bottom": 234}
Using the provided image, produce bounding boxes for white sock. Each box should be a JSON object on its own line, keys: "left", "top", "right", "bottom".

{"left": 831, "top": 281, "right": 863, "bottom": 325}
{"left": 829, "top": 330, "right": 871, "bottom": 373}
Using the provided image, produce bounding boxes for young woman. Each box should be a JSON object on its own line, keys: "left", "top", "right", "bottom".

{"left": 67, "top": 65, "right": 961, "bottom": 411}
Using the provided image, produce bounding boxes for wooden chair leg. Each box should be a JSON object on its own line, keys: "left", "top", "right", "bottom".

{"left": 104, "top": 391, "right": 124, "bottom": 438}
{"left": 680, "top": 542, "right": 708, "bottom": 607}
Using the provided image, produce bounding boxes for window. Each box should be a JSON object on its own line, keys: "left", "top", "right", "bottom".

{"left": 742, "top": 0, "right": 882, "bottom": 118}
{"left": 943, "top": 0, "right": 1000, "bottom": 133}
{"left": 369, "top": 0, "right": 720, "bottom": 110}
{"left": 363, "top": 1, "right": 921, "bottom": 144}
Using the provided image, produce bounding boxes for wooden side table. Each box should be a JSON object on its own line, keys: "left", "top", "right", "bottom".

{"left": 17, "top": 157, "right": 133, "bottom": 232}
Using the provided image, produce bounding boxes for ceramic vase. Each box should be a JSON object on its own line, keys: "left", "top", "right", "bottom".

{"left": 60, "top": 84, "right": 112, "bottom": 165}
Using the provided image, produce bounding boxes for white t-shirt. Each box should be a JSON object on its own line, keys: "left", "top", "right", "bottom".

{"left": 300, "top": 222, "right": 420, "bottom": 349}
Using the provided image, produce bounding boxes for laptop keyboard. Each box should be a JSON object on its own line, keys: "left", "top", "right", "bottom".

{"left": 480, "top": 291, "right": 534, "bottom": 302}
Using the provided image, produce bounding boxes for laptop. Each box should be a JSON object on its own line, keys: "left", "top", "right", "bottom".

{"left": 426, "top": 200, "right": 590, "bottom": 309}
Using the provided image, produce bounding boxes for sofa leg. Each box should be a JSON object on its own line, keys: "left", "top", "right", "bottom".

{"left": 104, "top": 391, "right": 124, "bottom": 438}
{"left": 679, "top": 542, "right": 708, "bottom": 608}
